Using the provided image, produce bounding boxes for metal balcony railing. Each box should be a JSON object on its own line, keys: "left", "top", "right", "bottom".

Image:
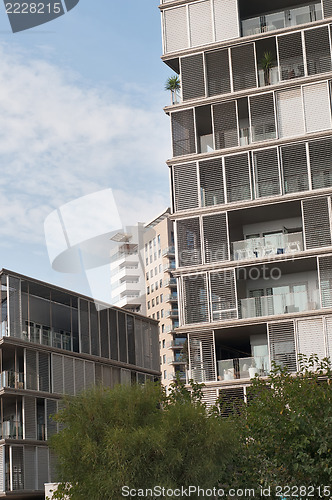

{"left": 0, "top": 371, "right": 24, "bottom": 390}
{"left": 233, "top": 232, "right": 304, "bottom": 261}
{"left": 240, "top": 289, "right": 320, "bottom": 319}
{"left": 217, "top": 356, "right": 269, "bottom": 381}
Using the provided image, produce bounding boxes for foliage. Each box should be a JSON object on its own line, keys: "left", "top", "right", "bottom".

{"left": 50, "top": 380, "right": 235, "bottom": 500}
{"left": 165, "top": 75, "right": 180, "bottom": 92}
{"left": 217, "top": 355, "right": 332, "bottom": 497}
{"left": 259, "top": 50, "right": 276, "bottom": 85}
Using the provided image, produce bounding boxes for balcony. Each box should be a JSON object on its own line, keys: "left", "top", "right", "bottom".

{"left": 168, "top": 371, "right": 186, "bottom": 381}
{"left": 233, "top": 232, "right": 304, "bottom": 261}
{"left": 164, "top": 278, "right": 177, "bottom": 287}
{"left": 167, "top": 337, "right": 186, "bottom": 348}
{"left": 166, "top": 293, "right": 178, "bottom": 302}
{"left": 240, "top": 289, "right": 320, "bottom": 319}
{"left": 217, "top": 356, "right": 269, "bottom": 381}
{"left": 162, "top": 246, "right": 175, "bottom": 257}
{"left": 163, "top": 261, "right": 176, "bottom": 272}
{"left": 2, "top": 420, "right": 23, "bottom": 439}
{"left": 166, "top": 309, "right": 179, "bottom": 319}
{"left": 0, "top": 371, "right": 24, "bottom": 390}
{"left": 241, "top": 2, "right": 322, "bottom": 37}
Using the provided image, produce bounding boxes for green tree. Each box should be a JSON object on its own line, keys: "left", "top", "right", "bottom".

{"left": 50, "top": 381, "right": 235, "bottom": 499}
{"left": 217, "top": 355, "right": 332, "bottom": 497}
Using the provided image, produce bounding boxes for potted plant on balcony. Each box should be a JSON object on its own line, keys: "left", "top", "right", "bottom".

{"left": 165, "top": 75, "right": 181, "bottom": 105}
{"left": 260, "top": 51, "right": 275, "bottom": 86}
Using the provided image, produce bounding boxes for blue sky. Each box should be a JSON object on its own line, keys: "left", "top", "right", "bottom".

{"left": 0, "top": 0, "right": 172, "bottom": 297}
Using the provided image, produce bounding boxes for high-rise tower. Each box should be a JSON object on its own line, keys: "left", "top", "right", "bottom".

{"left": 159, "top": 0, "right": 332, "bottom": 408}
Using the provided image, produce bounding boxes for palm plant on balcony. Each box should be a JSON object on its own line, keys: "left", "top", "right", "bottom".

{"left": 260, "top": 51, "right": 275, "bottom": 86}
{"left": 165, "top": 75, "right": 181, "bottom": 105}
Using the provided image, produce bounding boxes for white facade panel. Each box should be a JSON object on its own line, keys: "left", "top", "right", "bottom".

{"left": 189, "top": 1, "right": 213, "bottom": 47}
{"left": 164, "top": 7, "right": 189, "bottom": 54}
{"left": 303, "top": 82, "right": 332, "bottom": 133}
{"left": 297, "top": 317, "right": 326, "bottom": 362}
{"left": 277, "top": 88, "right": 305, "bottom": 138}
{"left": 213, "top": 0, "right": 240, "bottom": 42}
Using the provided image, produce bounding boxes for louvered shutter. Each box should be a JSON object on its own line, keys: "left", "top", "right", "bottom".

{"left": 171, "top": 109, "right": 196, "bottom": 157}
{"left": 305, "top": 26, "right": 332, "bottom": 75}
{"left": 183, "top": 274, "right": 209, "bottom": 324}
{"left": 224, "top": 153, "right": 251, "bottom": 202}
{"left": 63, "top": 356, "right": 74, "bottom": 395}
{"left": 79, "top": 299, "right": 90, "bottom": 355}
{"left": 249, "top": 92, "right": 276, "bottom": 142}
{"left": 37, "top": 447, "right": 49, "bottom": 490}
{"left": 206, "top": 49, "right": 231, "bottom": 97}
{"left": 297, "top": 317, "right": 326, "bottom": 361}
{"left": 24, "top": 397, "right": 36, "bottom": 439}
{"left": 46, "top": 399, "right": 57, "bottom": 438}
{"left": 173, "top": 162, "right": 199, "bottom": 211}
{"left": 90, "top": 304, "right": 100, "bottom": 357}
{"left": 319, "top": 255, "right": 332, "bottom": 308}
{"left": 281, "top": 143, "right": 309, "bottom": 194}
{"left": 219, "top": 387, "right": 245, "bottom": 417}
{"left": 277, "top": 88, "right": 305, "bottom": 138}
{"left": 84, "top": 360, "right": 95, "bottom": 388}
{"left": 210, "top": 269, "right": 237, "bottom": 321}
{"left": 26, "top": 350, "right": 37, "bottom": 390}
{"left": 323, "top": 0, "right": 332, "bottom": 18}
{"left": 99, "top": 308, "right": 109, "bottom": 359}
{"left": 309, "top": 138, "right": 332, "bottom": 190}
{"left": 325, "top": 315, "right": 332, "bottom": 358}
{"left": 102, "top": 365, "right": 112, "bottom": 388}
{"left": 253, "top": 147, "right": 281, "bottom": 198}
{"left": 199, "top": 157, "right": 224, "bottom": 207}
{"left": 181, "top": 54, "right": 205, "bottom": 101}
{"left": 12, "top": 446, "right": 24, "bottom": 491}
{"left": 213, "top": 0, "right": 240, "bottom": 42}
{"left": 74, "top": 358, "right": 85, "bottom": 394}
{"left": 213, "top": 101, "right": 238, "bottom": 150}
{"left": 302, "top": 197, "right": 331, "bottom": 249}
{"left": 24, "top": 446, "right": 36, "bottom": 490}
{"left": 38, "top": 352, "right": 50, "bottom": 393}
{"left": 188, "top": 0, "right": 213, "bottom": 47}
{"left": 188, "top": 331, "right": 216, "bottom": 382}
{"left": 8, "top": 276, "right": 21, "bottom": 338}
{"left": 201, "top": 388, "right": 218, "bottom": 408}
{"left": 134, "top": 319, "right": 144, "bottom": 368}
{"left": 268, "top": 321, "right": 297, "bottom": 372}
{"left": 278, "top": 32, "right": 305, "bottom": 81}
{"left": 303, "top": 82, "right": 331, "bottom": 133}
{"left": 164, "top": 7, "right": 189, "bottom": 54}
{"left": 52, "top": 353, "right": 64, "bottom": 394}
{"left": 203, "top": 212, "right": 229, "bottom": 263}
{"left": 231, "top": 44, "right": 256, "bottom": 91}
{"left": 176, "top": 217, "right": 202, "bottom": 267}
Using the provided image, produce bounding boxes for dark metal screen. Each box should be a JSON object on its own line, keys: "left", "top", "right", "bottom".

{"left": 171, "top": 109, "right": 196, "bottom": 157}
{"left": 281, "top": 143, "right": 309, "bottom": 194}
{"left": 177, "top": 217, "right": 202, "bottom": 267}
{"left": 181, "top": 54, "right": 205, "bottom": 100}
{"left": 206, "top": 49, "right": 231, "bottom": 96}
{"left": 199, "top": 157, "right": 224, "bottom": 207}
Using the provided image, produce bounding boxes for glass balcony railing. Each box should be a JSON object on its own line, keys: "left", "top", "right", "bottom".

{"left": 217, "top": 356, "right": 269, "bottom": 381}
{"left": 1, "top": 321, "right": 8, "bottom": 337}
{"left": 2, "top": 420, "right": 23, "bottom": 439}
{"left": 166, "top": 309, "right": 179, "bottom": 318}
{"left": 166, "top": 293, "right": 178, "bottom": 302}
{"left": 241, "top": 2, "right": 322, "bottom": 37}
{"left": 240, "top": 289, "right": 320, "bottom": 319}
{"left": 0, "top": 371, "right": 24, "bottom": 390}
{"left": 233, "top": 232, "right": 304, "bottom": 261}
{"left": 162, "top": 246, "right": 175, "bottom": 257}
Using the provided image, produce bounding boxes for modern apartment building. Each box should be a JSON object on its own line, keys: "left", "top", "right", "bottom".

{"left": 0, "top": 269, "right": 159, "bottom": 498}
{"left": 110, "top": 223, "right": 147, "bottom": 314}
{"left": 159, "top": 0, "right": 332, "bottom": 407}
{"left": 144, "top": 210, "right": 185, "bottom": 391}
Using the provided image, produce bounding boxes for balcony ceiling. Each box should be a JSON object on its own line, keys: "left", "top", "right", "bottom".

{"left": 214, "top": 322, "right": 267, "bottom": 342}
{"left": 239, "top": 0, "right": 312, "bottom": 19}
{"left": 229, "top": 200, "right": 301, "bottom": 226}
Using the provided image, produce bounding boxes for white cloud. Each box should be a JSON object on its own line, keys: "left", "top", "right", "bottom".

{"left": 0, "top": 44, "right": 171, "bottom": 247}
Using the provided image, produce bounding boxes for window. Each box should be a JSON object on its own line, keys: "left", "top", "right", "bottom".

{"left": 156, "top": 296, "right": 159, "bottom": 305}
{"left": 161, "top": 309, "right": 164, "bottom": 318}
{"left": 163, "top": 354, "right": 166, "bottom": 364}
{"left": 152, "top": 299, "right": 155, "bottom": 307}
{"left": 160, "top": 279, "right": 163, "bottom": 288}
{"left": 154, "top": 252, "right": 157, "bottom": 261}
{"left": 160, "top": 294, "right": 163, "bottom": 303}
{"left": 146, "top": 258, "right": 148, "bottom": 266}
{"left": 147, "top": 286, "right": 150, "bottom": 295}
{"left": 152, "top": 313, "right": 155, "bottom": 319}
{"left": 158, "top": 249, "right": 161, "bottom": 257}
{"left": 151, "top": 284, "right": 154, "bottom": 293}
{"left": 164, "top": 370, "right": 167, "bottom": 379}
{"left": 162, "top": 326, "right": 165, "bottom": 335}
{"left": 146, "top": 272, "right": 149, "bottom": 281}
{"left": 155, "top": 281, "right": 159, "bottom": 291}
{"left": 149, "top": 241, "right": 152, "bottom": 250}
{"left": 162, "top": 339, "right": 165, "bottom": 348}
{"left": 155, "top": 267, "right": 158, "bottom": 276}
{"left": 159, "top": 264, "right": 162, "bottom": 273}
{"left": 157, "top": 311, "right": 160, "bottom": 320}
{"left": 145, "top": 243, "right": 148, "bottom": 252}
{"left": 150, "top": 255, "right": 153, "bottom": 264}
{"left": 150, "top": 270, "right": 153, "bottom": 278}
{"left": 148, "top": 301, "right": 150, "bottom": 310}
{"left": 158, "top": 235, "right": 161, "bottom": 247}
